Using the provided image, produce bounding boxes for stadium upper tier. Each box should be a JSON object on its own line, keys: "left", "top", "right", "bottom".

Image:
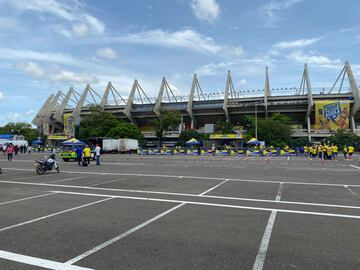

{"left": 33, "top": 62, "right": 360, "bottom": 140}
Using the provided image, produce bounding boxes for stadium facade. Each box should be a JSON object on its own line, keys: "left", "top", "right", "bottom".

{"left": 33, "top": 62, "right": 360, "bottom": 144}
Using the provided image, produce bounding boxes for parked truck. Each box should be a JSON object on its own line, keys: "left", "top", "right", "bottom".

{"left": 102, "top": 139, "right": 119, "bottom": 153}
{"left": 102, "top": 138, "right": 138, "bottom": 153}
{"left": 118, "top": 139, "right": 138, "bottom": 153}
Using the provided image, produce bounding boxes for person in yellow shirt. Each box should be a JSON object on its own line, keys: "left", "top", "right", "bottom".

{"left": 304, "top": 145, "right": 309, "bottom": 157}
{"left": 318, "top": 145, "right": 323, "bottom": 159}
{"left": 332, "top": 144, "right": 338, "bottom": 160}
{"left": 348, "top": 145, "right": 355, "bottom": 161}
{"left": 83, "top": 145, "right": 91, "bottom": 165}
{"left": 326, "top": 145, "right": 333, "bottom": 160}
{"left": 343, "top": 145, "right": 348, "bottom": 160}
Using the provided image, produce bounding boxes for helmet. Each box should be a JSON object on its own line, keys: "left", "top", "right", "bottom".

{"left": 50, "top": 153, "right": 56, "bottom": 159}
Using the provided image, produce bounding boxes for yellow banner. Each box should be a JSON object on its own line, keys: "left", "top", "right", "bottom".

{"left": 315, "top": 100, "right": 350, "bottom": 130}
{"left": 48, "top": 135, "right": 68, "bottom": 140}
{"left": 63, "top": 113, "right": 75, "bottom": 137}
{"left": 210, "top": 134, "right": 243, "bottom": 139}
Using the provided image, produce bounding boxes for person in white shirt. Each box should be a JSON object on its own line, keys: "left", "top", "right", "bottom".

{"left": 95, "top": 144, "right": 101, "bottom": 165}
{"left": 27, "top": 146, "right": 32, "bottom": 155}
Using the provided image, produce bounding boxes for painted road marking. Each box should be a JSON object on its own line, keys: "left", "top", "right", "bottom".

{"left": 48, "top": 176, "right": 87, "bottom": 184}
{"left": 52, "top": 190, "right": 360, "bottom": 220}
{"left": 199, "top": 179, "right": 229, "bottom": 196}
{"left": 2, "top": 167, "right": 359, "bottom": 188}
{"left": 2, "top": 179, "right": 360, "bottom": 210}
{"left": 0, "top": 193, "right": 55, "bottom": 206}
{"left": 0, "top": 250, "right": 94, "bottom": 270}
{"left": 0, "top": 198, "right": 113, "bottom": 232}
{"left": 65, "top": 203, "right": 185, "bottom": 265}
{"left": 66, "top": 178, "right": 228, "bottom": 264}
{"left": 344, "top": 185, "right": 357, "bottom": 196}
{"left": 349, "top": 164, "right": 360, "bottom": 170}
{"left": 89, "top": 178, "right": 126, "bottom": 187}
{"left": 252, "top": 183, "right": 283, "bottom": 270}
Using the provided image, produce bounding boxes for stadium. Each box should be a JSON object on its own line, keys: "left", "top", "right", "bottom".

{"left": 33, "top": 62, "right": 360, "bottom": 145}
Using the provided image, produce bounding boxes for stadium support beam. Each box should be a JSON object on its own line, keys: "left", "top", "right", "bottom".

{"left": 124, "top": 80, "right": 137, "bottom": 122}
{"left": 264, "top": 66, "right": 270, "bottom": 118}
{"left": 72, "top": 84, "right": 91, "bottom": 125}
{"left": 187, "top": 74, "right": 203, "bottom": 128}
{"left": 44, "top": 91, "right": 62, "bottom": 124}
{"left": 299, "top": 63, "right": 313, "bottom": 141}
{"left": 32, "top": 94, "right": 54, "bottom": 127}
{"left": 100, "top": 82, "right": 112, "bottom": 108}
{"left": 223, "top": 70, "right": 234, "bottom": 122}
{"left": 345, "top": 62, "right": 360, "bottom": 131}
{"left": 54, "top": 87, "right": 73, "bottom": 123}
{"left": 154, "top": 77, "right": 178, "bottom": 117}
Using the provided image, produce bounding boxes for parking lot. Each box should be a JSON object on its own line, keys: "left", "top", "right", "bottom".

{"left": 1, "top": 153, "right": 360, "bottom": 269}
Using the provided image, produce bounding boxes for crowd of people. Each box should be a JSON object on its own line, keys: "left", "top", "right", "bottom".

{"left": 0, "top": 143, "right": 33, "bottom": 162}
{"left": 300, "top": 144, "right": 355, "bottom": 160}
{"left": 74, "top": 144, "right": 102, "bottom": 166}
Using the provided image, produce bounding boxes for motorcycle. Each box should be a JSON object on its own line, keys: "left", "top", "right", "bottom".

{"left": 35, "top": 155, "right": 60, "bottom": 175}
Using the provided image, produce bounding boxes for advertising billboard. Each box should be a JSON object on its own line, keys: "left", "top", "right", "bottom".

{"left": 63, "top": 113, "right": 75, "bottom": 137}
{"left": 315, "top": 100, "right": 350, "bottom": 130}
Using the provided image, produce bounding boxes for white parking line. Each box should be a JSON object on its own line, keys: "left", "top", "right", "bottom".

{"left": 65, "top": 178, "right": 228, "bottom": 265}
{"left": 0, "top": 198, "right": 113, "bottom": 232}
{"left": 252, "top": 183, "right": 283, "bottom": 270}
{"left": 65, "top": 203, "right": 185, "bottom": 265}
{"left": 2, "top": 167, "right": 359, "bottom": 188}
{"left": 349, "top": 164, "right": 360, "bottom": 170}
{"left": 0, "top": 193, "right": 55, "bottom": 206}
{"left": 48, "top": 176, "right": 87, "bottom": 184}
{"left": 2, "top": 179, "right": 360, "bottom": 210}
{"left": 89, "top": 178, "right": 126, "bottom": 187}
{"left": 52, "top": 190, "right": 360, "bottom": 220}
{"left": 344, "top": 185, "right": 357, "bottom": 196}
{"left": 0, "top": 250, "right": 94, "bottom": 270}
{"left": 199, "top": 179, "right": 229, "bottom": 196}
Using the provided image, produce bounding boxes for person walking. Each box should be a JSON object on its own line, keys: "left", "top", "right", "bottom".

{"left": 6, "top": 143, "right": 15, "bottom": 162}
{"left": 348, "top": 145, "right": 355, "bottom": 161}
{"left": 95, "top": 144, "right": 101, "bottom": 166}
{"left": 27, "top": 146, "right": 32, "bottom": 155}
{"left": 343, "top": 145, "right": 348, "bottom": 160}
{"left": 75, "top": 146, "right": 83, "bottom": 167}
{"left": 83, "top": 145, "right": 91, "bottom": 165}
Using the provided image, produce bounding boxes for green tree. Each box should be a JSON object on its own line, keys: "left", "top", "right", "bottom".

{"left": 245, "top": 113, "right": 293, "bottom": 147}
{"left": 79, "top": 107, "right": 121, "bottom": 140}
{"left": 153, "top": 110, "right": 181, "bottom": 146}
{"left": 215, "top": 119, "right": 235, "bottom": 134}
{"left": 107, "top": 122, "right": 144, "bottom": 143}
{"left": 328, "top": 129, "right": 360, "bottom": 149}
{"left": 0, "top": 122, "right": 39, "bottom": 143}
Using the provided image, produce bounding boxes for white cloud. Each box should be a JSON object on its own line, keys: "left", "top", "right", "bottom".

{"left": 115, "top": 29, "right": 223, "bottom": 54}
{"left": 4, "top": 0, "right": 105, "bottom": 37}
{"left": 25, "top": 110, "right": 35, "bottom": 116}
{"left": 15, "top": 62, "right": 98, "bottom": 83}
{"left": 190, "top": 0, "right": 220, "bottom": 23}
{"left": 195, "top": 62, "right": 235, "bottom": 76}
{"left": 7, "top": 112, "right": 21, "bottom": 122}
{"left": 287, "top": 51, "right": 342, "bottom": 67}
{"left": 274, "top": 38, "right": 321, "bottom": 49}
{"left": 0, "top": 91, "right": 3, "bottom": 102}
{"left": 0, "top": 48, "right": 79, "bottom": 65}
{"left": 238, "top": 79, "right": 247, "bottom": 86}
{"left": 259, "top": 0, "right": 303, "bottom": 27}
{"left": 96, "top": 47, "right": 118, "bottom": 59}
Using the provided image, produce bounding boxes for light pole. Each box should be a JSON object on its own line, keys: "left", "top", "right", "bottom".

{"left": 255, "top": 104, "right": 258, "bottom": 139}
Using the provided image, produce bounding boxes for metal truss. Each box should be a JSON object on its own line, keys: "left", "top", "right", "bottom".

{"left": 154, "top": 77, "right": 179, "bottom": 117}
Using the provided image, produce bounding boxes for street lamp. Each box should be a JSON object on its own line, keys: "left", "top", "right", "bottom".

{"left": 255, "top": 103, "right": 258, "bottom": 139}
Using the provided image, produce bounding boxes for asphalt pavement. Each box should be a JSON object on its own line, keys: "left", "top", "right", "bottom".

{"left": 0, "top": 152, "right": 360, "bottom": 269}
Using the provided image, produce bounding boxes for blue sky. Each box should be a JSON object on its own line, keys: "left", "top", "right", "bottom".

{"left": 1, "top": 0, "right": 360, "bottom": 125}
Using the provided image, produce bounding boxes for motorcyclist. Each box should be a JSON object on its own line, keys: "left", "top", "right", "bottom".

{"left": 45, "top": 153, "right": 59, "bottom": 171}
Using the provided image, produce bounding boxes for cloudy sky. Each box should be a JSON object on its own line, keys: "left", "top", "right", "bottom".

{"left": 1, "top": 0, "right": 360, "bottom": 125}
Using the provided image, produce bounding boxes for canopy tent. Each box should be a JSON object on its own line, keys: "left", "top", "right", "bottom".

{"left": 247, "top": 138, "right": 261, "bottom": 145}
{"left": 186, "top": 138, "right": 200, "bottom": 145}
{"left": 62, "top": 138, "right": 85, "bottom": 146}
{"left": 32, "top": 140, "right": 43, "bottom": 145}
